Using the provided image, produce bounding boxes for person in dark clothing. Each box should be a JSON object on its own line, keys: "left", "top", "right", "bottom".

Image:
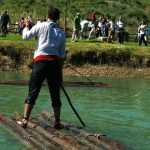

{"left": 0, "top": 10, "right": 10, "bottom": 37}
{"left": 117, "top": 17, "right": 125, "bottom": 44}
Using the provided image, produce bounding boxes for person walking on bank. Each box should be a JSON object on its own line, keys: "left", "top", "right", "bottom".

{"left": 17, "top": 6, "right": 66, "bottom": 129}
{"left": 0, "top": 10, "right": 10, "bottom": 37}
{"left": 71, "top": 12, "right": 81, "bottom": 42}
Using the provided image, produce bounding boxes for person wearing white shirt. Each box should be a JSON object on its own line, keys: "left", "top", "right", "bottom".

{"left": 117, "top": 17, "right": 125, "bottom": 44}
{"left": 88, "top": 20, "right": 96, "bottom": 40}
{"left": 80, "top": 19, "right": 89, "bottom": 39}
{"left": 18, "top": 6, "right": 66, "bottom": 130}
{"left": 138, "top": 20, "right": 148, "bottom": 46}
{"left": 106, "top": 16, "right": 117, "bottom": 43}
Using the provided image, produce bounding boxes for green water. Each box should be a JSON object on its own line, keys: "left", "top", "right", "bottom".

{"left": 0, "top": 72, "right": 150, "bottom": 150}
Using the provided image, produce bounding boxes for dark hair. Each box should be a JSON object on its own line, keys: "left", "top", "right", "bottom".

{"left": 48, "top": 6, "right": 60, "bottom": 22}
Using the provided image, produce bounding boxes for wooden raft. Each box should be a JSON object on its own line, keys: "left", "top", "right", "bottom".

{"left": 0, "top": 111, "right": 130, "bottom": 150}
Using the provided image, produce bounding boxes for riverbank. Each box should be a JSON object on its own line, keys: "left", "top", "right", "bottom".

{"left": 64, "top": 64, "right": 150, "bottom": 78}
{"left": 1, "top": 61, "right": 150, "bottom": 78}
{"left": 1, "top": 35, "right": 150, "bottom": 78}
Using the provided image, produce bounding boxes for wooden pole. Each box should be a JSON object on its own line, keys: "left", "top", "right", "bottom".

{"left": 61, "top": 84, "right": 86, "bottom": 127}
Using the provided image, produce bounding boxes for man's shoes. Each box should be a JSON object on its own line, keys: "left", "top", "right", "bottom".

{"left": 16, "top": 117, "right": 28, "bottom": 128}
{"left": 54, "top": 123, "right": 64, "bottom": 130}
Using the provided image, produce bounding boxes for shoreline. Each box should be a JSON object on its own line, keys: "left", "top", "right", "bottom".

{"left": 63, "top": 65, "right": 150, "bottom": 78}
{"left": 2, "top": 64, "right": 150, "bottom": 79}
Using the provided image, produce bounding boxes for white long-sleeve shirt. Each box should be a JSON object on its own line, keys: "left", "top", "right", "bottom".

{"left": 138, "top": 24, "right": 148, "bottom": 35}
{"left": 22, "top": 20, "right": 66, "bottom": 59}
{"left": 117, "top": 21, "right": 124, "bottom": 28}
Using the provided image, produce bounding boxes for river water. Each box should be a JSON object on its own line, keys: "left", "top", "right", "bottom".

{"left": 0, "top": 72, "right": 150, "bottom": 150}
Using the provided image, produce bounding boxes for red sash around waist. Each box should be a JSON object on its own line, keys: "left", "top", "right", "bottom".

{"left": 34, "top": 55, "right": 58, "bottom": 62}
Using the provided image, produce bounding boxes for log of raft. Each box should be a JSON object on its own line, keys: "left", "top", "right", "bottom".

{"left": 0, "top": 113, "right": 55, "bottom": 150}
{"left": 0, "top": 112, "right": 130, "bottom": 150}
{"left": 40, "top": 111, "right": 130, "bottom": 150}
{"left": 0, "top": 80, "right": 112, "bottom": 88}
{"left": 0, "top": 115, "right": 38, "bottom": 150}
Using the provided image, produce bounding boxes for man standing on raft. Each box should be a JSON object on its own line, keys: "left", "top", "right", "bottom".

{"left": 17, "top": 6, "right": 66, "bottom": 129}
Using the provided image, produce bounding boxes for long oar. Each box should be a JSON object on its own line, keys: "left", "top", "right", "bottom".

{"left": 64, "top": 64, "right": 110, "bottom": 88}
{"left": 60, "top": 84, "right": 86, "bottom": 128}
{"left": 65, "top": 64, "right": 95, "bottom": 85}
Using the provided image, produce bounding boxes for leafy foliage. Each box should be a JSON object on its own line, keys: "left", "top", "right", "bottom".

{"left": 0, "top": 0, "right": 150, "bottom": 32}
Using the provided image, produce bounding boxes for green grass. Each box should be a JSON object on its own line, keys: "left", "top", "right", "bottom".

{"left": 0, "top": 34, "right": 150, "bottom": 53}
{"left": 0, "top": 34, "right": 35, "bottom": 45}
{"left": 0, "top": 33, "right": 150, "bottom": 69}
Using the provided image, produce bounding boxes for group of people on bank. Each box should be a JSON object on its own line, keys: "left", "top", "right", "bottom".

{"left": 0, "top": 9, "right": 150, "bottom": 46}
{"left": 15, "top": 15, "right": 47, "bottom": 35}
{"left": 71, "top": 12, "right": 126, "bottom": 44}
{"left": 0, "top": 10, "right": 46, "bottom": 37}
{"left": 71, "top": 12, "right": 150, "bottom": 46}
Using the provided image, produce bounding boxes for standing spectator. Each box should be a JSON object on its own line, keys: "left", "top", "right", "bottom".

{"left": 88, "top": 20, "right": 96, "bottom": 40}
{"left": 18, "top": 17, "right": 25, "bottom": 35}
{"left": 106, "top": 16, "right": 117, "bottom": 43}
{"left": 145, "top": 22, "right": 150, "bottom": 43}
{"left": 117, "top": 17, "right": 125, "bottom": 44}
{"left": 91, "top": 11, "right": 96, "bottom": 22}
{"left": 80, "top": 18, "right": 89, "bottom": 39}
{"left": 71, "top": 12, "right": 81, "bottom": 42}
{"left": 99, "top": 18, "right": 107, "bottom": 37}
{"left": 97, "top": 16, "right": 103, "bottom": 37}
{"left": 0, "top": 10, "right": 10, "bottom": 37}
{"left": 138, "top": 20, "right": 148, "bottom": 46}
{"left": 28, "top": 15, "right": 34, "bottom": 29}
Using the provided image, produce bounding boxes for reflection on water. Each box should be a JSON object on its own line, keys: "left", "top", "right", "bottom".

{"left": 0, "top": 72, "right": 150, "bottom": 150}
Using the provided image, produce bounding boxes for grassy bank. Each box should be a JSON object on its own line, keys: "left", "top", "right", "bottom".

{"left": 0, "top": 34, "right": 150, "bottom": 77}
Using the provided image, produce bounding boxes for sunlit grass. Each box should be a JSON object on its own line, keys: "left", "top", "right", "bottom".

{"left": 0, "top": 34, "right": 150, "bottom": 55}
{"left": 0, "top": 33, "right": 35, "bottom": 45}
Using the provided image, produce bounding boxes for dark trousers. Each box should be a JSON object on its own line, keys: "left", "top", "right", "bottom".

{"left": 118, "top": 29, "right": 124, "bottom": 44}
{"left": 25, "top": 60, "right": 62, "bottom": 107}
{"left": 139, "top": 34, "right": 148, "bottom": 46}
{"left": 1, "top": 23, "right": 8, "bottom": 37}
